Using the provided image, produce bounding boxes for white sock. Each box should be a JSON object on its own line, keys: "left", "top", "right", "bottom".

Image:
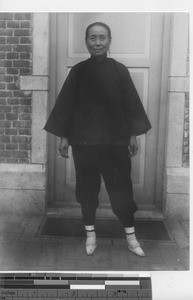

{"left": 125, "top": 227, "right": 136, "bottom": 239}
{"left": 125, "top": 227, "right": 139, "bottom": 246}
{"left": 85, "top": 225, "right": 95, "bottom": 231}
{"left": 125, "top": 227, "right": 135, "bottom": 234}
{"left": 85, "top": 225, "right": 96, "bottom": 238}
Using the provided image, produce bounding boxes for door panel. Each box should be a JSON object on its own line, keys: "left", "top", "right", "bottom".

{"left": 49, "top": 13, "right": 165, "bottom": 211}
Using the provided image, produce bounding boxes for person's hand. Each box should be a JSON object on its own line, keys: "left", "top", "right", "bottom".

{"left": 59, "top": 137, "right": 69, "bottom": 158}
{"left": 128, "top": 135, "right": 138, "bottom": 157}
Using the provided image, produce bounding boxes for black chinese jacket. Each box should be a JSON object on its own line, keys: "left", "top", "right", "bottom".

{"left": 44, "top": 56, "right": 151, "bottom": 145}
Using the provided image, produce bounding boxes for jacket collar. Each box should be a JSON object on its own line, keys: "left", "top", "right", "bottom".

{"left": 89, "top": 54, "right": 108, "bottom": 63}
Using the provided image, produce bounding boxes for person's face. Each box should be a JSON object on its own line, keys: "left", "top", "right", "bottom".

{"left": 85, "top": 25, "right": 111, "bottom": 59}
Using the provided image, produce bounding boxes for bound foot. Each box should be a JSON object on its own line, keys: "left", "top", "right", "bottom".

{"left": 85, "top": 226, "right": 97, "bottom": 255}
{"left": 125, "top": 228, "right": 145, "bottom": 257}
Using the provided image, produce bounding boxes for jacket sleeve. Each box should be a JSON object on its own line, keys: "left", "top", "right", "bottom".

{"left": 44, "top": 68, "right": 76, "bottom": 138}
{"left": 120, "top": 65, "right": 152, "bottom": 136}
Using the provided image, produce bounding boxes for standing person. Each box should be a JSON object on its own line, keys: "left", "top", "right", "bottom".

{"left": 44, "top": 22, "right": 151, "bottom": 256}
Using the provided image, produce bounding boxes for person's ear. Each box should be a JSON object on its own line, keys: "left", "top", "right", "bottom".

{"left": 85, "top": 38, "right": 89, "bottom": 47}
{"left": 108, "top": 38, "right": 112, "bottom": 48}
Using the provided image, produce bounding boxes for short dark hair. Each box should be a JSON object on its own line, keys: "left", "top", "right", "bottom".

{"left": 85, "top": 22, "right": 112, "bottom": 39}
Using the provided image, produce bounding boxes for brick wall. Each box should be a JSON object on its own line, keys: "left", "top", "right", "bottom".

{"left": 0, "top": 13, "right": 32, "bottom": 163}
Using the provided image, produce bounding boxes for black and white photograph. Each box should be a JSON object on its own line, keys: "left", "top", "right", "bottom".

{"left": 0, "top": 12, "right": 190, "bottom": 274}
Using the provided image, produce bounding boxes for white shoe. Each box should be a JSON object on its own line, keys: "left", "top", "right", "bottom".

{"left": 126, "top": 233, "right": 145, "bottom": 257}
{"left": 86, "top": 230, "right": 97, "bottom": 255}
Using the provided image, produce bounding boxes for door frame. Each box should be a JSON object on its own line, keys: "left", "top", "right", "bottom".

{"left": 46, "top": 12, "right": 172, "bottom": 217}
{"left": 154, "top": 13, "right": 171, "bottom": 210}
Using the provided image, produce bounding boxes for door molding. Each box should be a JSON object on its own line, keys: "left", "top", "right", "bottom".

{"left": 154, "top": 13, "right": 172, "bottom": 211}
{"left": 47, "top": 13, "right": 171, "bottom": 217}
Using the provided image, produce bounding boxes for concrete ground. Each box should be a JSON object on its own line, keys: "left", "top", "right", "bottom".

{"left": 0, "top": 214, "right": 189, "bottom": 271}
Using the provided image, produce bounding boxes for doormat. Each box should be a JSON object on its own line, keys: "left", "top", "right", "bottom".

{"left": 38, "top": 217, "right": 171, "bottom": 241}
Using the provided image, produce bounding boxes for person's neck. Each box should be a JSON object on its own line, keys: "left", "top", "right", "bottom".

{"left": 91, "top": 54, "right": 107, "bottom": 62}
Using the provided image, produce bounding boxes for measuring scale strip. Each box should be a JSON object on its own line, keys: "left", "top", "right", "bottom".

{"left": 0, "top": 288, "right": 152, "bottom": 299}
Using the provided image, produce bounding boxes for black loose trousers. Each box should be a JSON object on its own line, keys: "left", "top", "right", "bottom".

{"left": 72, "top": 145, "right": 137, "bottom": 227}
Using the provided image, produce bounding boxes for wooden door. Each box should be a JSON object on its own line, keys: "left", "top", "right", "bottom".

{"left": 48, "top": 13, "right": 168, "bottom": 215}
